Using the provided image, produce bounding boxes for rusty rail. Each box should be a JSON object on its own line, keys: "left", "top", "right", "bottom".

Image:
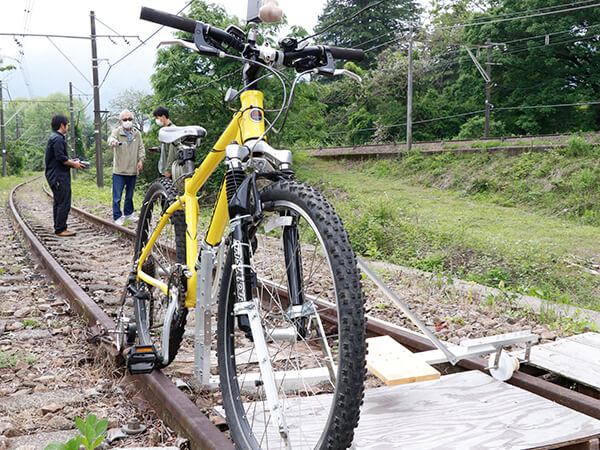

{"left": 9, "top": 179, "right": 233, "bottom": 450}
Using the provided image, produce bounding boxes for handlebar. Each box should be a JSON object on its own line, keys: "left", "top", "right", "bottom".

{"left": 140, "top": 6, "right": 196, "bottom": 34}
{"left": 140, "top": 6, "right": 364, "bottom": 69}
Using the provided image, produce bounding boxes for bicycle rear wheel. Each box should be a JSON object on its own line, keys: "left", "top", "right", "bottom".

{"left": 133, "top": 177, "right": 188, "bottom": 368}
{"left": 217, "top": 179, "right": 366, "bottom": 449}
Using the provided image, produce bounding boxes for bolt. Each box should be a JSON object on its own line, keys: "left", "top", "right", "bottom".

{"left": 122, "top": 417, "right": 146, "bottom": 435}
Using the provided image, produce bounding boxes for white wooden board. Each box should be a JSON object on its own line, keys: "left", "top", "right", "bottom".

{"left": 223, "top": 370, "right": 600, "bottom": 449}
{"left": 513, "top": 332, "right": 600, "bottom": 389}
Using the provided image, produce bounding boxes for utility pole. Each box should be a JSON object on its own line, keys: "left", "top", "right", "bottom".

{"left": 485, "top": 39, "right": 491, "bottom": 138}
{"left": 406, "top": 22, "right": 414, "bottom": 153}
{"left": 0, "top": 81, "right": 5, "bottom": 177}
{"left": 90, "top": 11, "right": 103, "bottom": 187}
{"left": 69, "top": 82, "right": 76, "bottom": 180}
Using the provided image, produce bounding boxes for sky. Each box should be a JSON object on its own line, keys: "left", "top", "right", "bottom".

{"left": 0, "top": 0, "right": 428, "bottom": 117}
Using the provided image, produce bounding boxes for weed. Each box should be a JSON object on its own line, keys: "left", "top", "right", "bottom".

{"left": 562, "top": 136, "right": 592, "bottom": 157}
{"left": 45, "top": 414, "right": 108, "bottom": 450}
{"left": 23, "top": 318, "right": 41, "bottom": 328}
{"left": 0, "top": 350, "right": 37, "bottom": 368}
{"left": 450, "top": 316, "right": 466, "bottom": 326}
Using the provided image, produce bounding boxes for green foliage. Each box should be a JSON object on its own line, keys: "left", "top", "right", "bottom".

{"left": 302, "top": 156, "right": 600, "bottom": 309}
{"left": 0, "top": 58, "right": 15, "bottom": 72}
{"left": 457, "top": 117, "right": 507, "bottom": 139}
{"left": 45, "top": 414, "right": 108, "bottom": 450}
{"left": 0, "top": 350, "right": 37, "bottom": 368}
{"left": 3, "top": 93, "right": 92, "bottom": 172}
{"left": 6, "top": 140, "right": 25, "bottom": 176}
{"left": 23, "top": 318, "right": 41, "bottom": 328}
{"left": 562, "top": 136, "right": 593, "bottom": 157}
{"left": 315, "top": 0, "right": 419, "bottom": 67}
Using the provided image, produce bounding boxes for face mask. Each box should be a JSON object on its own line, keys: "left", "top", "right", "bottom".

{"left": 122, "top": 120, "right": 133, "bottom": 129}
{"left": 155, "top": 118, "right": 163, "bottom": 126}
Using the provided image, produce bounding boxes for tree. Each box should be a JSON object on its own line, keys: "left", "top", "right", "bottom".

{"left": 0, "top": 57, "right": 16, "bottom": 73}
{"left": 314, "top": 0, "right": 420, "bottom": 67}
{"left": 109, "top": 89, "right": 153, "bottom": 132}
{"left": 3, "top": 93, "right": 92, "bottom": 171}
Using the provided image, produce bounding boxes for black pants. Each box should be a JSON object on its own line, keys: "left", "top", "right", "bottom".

{"left": 51, "top": 180, "right": 71, "bottom": 234}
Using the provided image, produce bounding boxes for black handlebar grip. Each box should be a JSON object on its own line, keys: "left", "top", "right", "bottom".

{"left": 140, "top": 6, "right": 197, "bottom": 34}
{"left": 327, "top": 46, "right": 365, "bottom": 62}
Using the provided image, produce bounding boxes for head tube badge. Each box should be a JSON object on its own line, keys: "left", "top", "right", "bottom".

{"left": 249, "top": 108, "right": 263, "bottom": 123}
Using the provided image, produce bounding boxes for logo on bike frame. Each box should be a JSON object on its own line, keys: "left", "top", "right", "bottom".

{"left": 249, "top": 108, "right": 263, "bottom": 123}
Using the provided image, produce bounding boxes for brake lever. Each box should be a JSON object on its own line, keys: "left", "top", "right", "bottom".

{"left": 333, "top": 69, "right": 362, "bottom": 83}
{"left": 157, "top": 39, "right": 198, "bottom": 52}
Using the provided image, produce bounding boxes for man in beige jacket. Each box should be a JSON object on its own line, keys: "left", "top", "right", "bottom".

{"left": 108, "top": 109, "right": 145, "bottom": 225}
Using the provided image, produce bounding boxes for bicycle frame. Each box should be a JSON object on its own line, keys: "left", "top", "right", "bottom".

{"left": 136, "top": 90, "right": 266, "bottom": 308}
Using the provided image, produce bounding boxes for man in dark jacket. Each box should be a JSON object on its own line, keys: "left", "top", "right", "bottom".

{"left": 44, "top": 114, "right": 84, "bottom": 236}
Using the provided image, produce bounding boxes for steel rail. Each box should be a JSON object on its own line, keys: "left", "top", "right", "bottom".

{"left": 365, "top": 313, "right": 600, "bottom": 420}
{"left": 9, "top": 178, "right": 233, "bottom": 450}
{"left": 32, "top": 178, "right": 600, "bottom": 426}
{"left": 268, "top": 280, "right": 600, "bottom": 421}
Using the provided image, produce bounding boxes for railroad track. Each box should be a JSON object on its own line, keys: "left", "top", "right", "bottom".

{"left": 7, "top": 176, "right": 600, "bottom": 448}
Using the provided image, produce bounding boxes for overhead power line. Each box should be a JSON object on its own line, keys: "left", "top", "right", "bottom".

{"left": 437, "top": 2, "right": 600, "bottom": 31}
{"left": 326, "top": 101, "right": 600, "bottom": 135}
{"left": 150, "top": 68, "right": 243, "bottom": 108}
{"left": 97, "top": 1, "right": 193, "bottom": 91}
{"left": 46, "top": 37, "right": 92, "bottom": 86}
{"left": 435, "top": 0, "right": 598, "bottom": 28}
{"left": 299, "top": 0, "right": 395, "bottom": 44}
{"left": 0, "top": 32, "right": 139, "bottom": 40}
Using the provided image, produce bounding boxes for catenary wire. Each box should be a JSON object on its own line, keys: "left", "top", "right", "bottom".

{"left": 434, "top": 0, "right": 598, "bottom": 28}
{"left": 326, "top": 101, "right": 600, "bottom": 135}
{"left": 299, "top": 0, "right": 394, "bottom": 44}
{"left": 46, "top": 37, "right": 92, "bottom": 86}
{"left": 97, "top": 1, "right": 193, "bottom": 91}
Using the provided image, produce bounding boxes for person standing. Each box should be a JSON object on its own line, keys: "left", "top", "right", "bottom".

{"left": 44, "top": 114, "right": 85, "bottom": 236}
{"left": 108, "top": 109, "right": 145, "bottom": 225}
{"left": 152, "top": 106, "right": 176, "bottom": 178}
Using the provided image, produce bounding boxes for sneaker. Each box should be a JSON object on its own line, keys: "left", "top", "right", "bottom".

{"left": 115, "top": 217, "right": 125, "bottom": 226}
{"left": 56, "top": 230, "right": 77, "bottom": 237}
{"left": 124, "top": 214, "right": 138, "bottom": 222}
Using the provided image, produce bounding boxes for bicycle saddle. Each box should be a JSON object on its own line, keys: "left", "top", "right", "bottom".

{"left": 159, "top": 125, "right": 207, "bottom": 144}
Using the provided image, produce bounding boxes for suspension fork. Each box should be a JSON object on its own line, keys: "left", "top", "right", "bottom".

{"left": 282, "top": 213, "right": 307, "bottom": 338}
{"left": 225, "top": 146, "right": 291, "bottom": 444}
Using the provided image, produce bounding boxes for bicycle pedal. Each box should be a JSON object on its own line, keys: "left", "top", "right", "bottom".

{"left": 126, "top": 345, "right": 158, "bottom": 374}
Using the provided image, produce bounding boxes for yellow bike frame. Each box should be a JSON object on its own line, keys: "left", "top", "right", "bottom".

{"left": 136, "top": 90, "right": 266, "bottom": 307}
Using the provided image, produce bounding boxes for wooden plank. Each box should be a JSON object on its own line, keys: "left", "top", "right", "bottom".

{"left": 366, "top": 336, "right": 440, "bottom": 385}
{"left": 353, "top": 371, "right": 600, "bottom": 449}
{"left": 513, "top": 334, "right": 600, "bottom": 389}
{"left": 233, "top": 371, "right": 600, "bottom": 449}
{"left": 570, "top": 332, "right": 600, "bottom": 350}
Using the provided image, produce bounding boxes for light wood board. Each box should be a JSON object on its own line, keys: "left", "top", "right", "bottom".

{"left": 228, "top": 370, "right": 600, "bottom": 449}
{"left": 513, "top": 332, "right": 600, "bottom": 390}
{"left": 366, "top": 335, "right": 440, "bottom": 385}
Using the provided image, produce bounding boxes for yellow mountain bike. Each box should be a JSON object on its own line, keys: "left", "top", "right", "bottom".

{"left": 120, "top": 7, "right": 367, "bottom": 449}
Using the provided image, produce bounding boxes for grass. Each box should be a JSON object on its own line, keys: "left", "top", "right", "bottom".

{"left": 23, "top": 318, "right": 42, "bottom": 328}
{"left": 70, "top": 170, "right": 145, "bottom": 217}
{"left": 0, "top": 350, "right": 37, "bottom": 368}
{"left": 296, "top": 153, "right": 600, "bottom": 310}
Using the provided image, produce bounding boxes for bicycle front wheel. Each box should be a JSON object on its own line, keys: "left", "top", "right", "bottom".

{"left": 133, "top": 177, "right": 188, "bottom": 368}
{"left": 217, "top": 179, "right": 366, "bottom": 449}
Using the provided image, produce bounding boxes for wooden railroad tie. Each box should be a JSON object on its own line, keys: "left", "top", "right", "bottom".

{"left": 366, "top": 335, "right": 440, "bottom": 386}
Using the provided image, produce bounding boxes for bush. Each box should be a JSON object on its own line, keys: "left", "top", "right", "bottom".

{"left": 456, "top": 116, "right": 507, "bottom": 139}
{"left": 6, "top": 140, "right": 24, "bottom": 176}
{"left": 563, "top": 135, "right": 593, "bottom": 157}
